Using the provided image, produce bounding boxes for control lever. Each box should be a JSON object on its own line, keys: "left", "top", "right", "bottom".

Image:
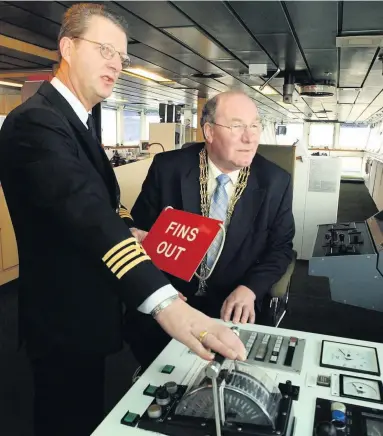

{"left": 205, "top": 327, "right": 240, "bottom": 436}
{"left": 206, "top": 352, "right": 225, "bottom": 436}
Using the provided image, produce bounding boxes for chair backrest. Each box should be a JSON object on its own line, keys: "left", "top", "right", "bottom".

{"left": 257, "top": 144, "right": 296, "bottom": 176}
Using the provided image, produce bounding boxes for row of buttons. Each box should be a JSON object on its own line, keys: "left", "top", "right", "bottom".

{"left": 255, "top": 334, "right": 270, "bottom": 361}
{"left": 270, "top": 335, "right": 283, "bottom": 363}
{"left": 245, "top": 332, "right": 257, "bottom": 357}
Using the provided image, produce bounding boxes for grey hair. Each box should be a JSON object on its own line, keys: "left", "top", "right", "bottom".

{"left": 57, "top": 3, "right": 128, "bottom": 62}
{"left": 200, "top": 95, "right": 219, "bottom": 131}
{"left": 200, "top": 90, "right": 253, "bottom": 137}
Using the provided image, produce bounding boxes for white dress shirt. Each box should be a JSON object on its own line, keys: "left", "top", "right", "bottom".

{"left": 50, "top": 77, "right": 178, "bottom": 314}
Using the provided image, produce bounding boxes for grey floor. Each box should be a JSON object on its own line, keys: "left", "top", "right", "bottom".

{"left": 0, "top": 181, "right": 379, "bottom": 436}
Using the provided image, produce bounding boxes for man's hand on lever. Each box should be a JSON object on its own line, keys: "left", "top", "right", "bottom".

{"left": 154, "top": 298, "right": 246, "bottom": 362}
{"left": 220, "top": 285, "right": 256, "bottom": 324}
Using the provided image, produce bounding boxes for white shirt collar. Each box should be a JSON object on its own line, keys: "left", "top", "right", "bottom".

{"left": 51, "top": 77, "right": 90, "bottom": 127}
{"left": 208, "top": 156, "right": 240, "bottom": 185}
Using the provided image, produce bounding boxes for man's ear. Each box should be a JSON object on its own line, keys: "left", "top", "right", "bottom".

{"left": 59, "top": 37, "right": 73, "bottom": 66}
{"left": 204, "top": 123, "right": 213, "bottom": 143}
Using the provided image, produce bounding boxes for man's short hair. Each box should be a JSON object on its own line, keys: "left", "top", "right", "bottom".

{"left": 57, "top": 3, "right": 128, "bottom": 62}
{"left": 200, "top": 90, "right": 253, "bottom": 135}
{"left": 200, "top": 95, "right": 219, "bottom": 131}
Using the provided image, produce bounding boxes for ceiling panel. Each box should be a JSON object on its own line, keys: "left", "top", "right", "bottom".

{"left": 1, "top": 1, "right": 383, "bottom": 124}
{"left": 170, "top": 1, "right": 270, "bottom": 65}
{"left": 283, "top": 2, "right": 337, "bottom": 50}
{"left": 356, "top": 87, "right": 381, "bottom": 104}
{"left": 339, "top": 89, "right": 360, "bottom": 104}
{"left": 358, "top": 105, "right": 382, "bottom": 122}
{"left": 339, "top": 104, "right": 353, "bottom": 122}
{"left": 5, "top": 1, "right": 66, "bottom": 23}
{"left": 162, "top": 27, "right": 233, "bottom": 61}
{"left": 0, "top": 3, "right": 60, "bottom": 41}
{"left": 115, "top": 1, "right": 192, "bottom": 28}
{"left": 0, "top": 20, "right": 57, "bottom": 49}
{"left": 0, "top": 54, "right": 40, "bottom": 68}
{"left": 339, "top": 48, "right": 377, "bottom": 87}
{"left": 304, "top": 50, "right": 337, "bottom": 81}
{"left": 0, "top": 46, "right": 54, "bottom": 67}
{"left": 347, "top": 104, "right": 368, "bottom": 123}
{"left": 343, "top": 2, "right": 383, "bottom": 33}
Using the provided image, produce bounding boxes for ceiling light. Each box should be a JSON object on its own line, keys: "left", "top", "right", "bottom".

{"left": 336, "top": 35, "right": 383, "bottom": 48}
{"left": 123, "top": 68, "right": 171, "bottom": 82}
{"left": 0, "top": 80, "right": 23, "bottom": 88}
{"left": 253, "top": 85, "right": 278, "bottom": 95}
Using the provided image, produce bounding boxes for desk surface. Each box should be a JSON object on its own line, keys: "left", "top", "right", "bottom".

{"left": 91, "top": 323, "right": 383, "bottom": 435}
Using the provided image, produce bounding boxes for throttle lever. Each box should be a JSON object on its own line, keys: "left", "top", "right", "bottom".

{"left": 206, "top": 326, "right": 241, "bottom": 436}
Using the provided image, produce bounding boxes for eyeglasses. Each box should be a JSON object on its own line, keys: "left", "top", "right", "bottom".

{"left": 211, "top": 122, "right": 261, "bottom": 136}
{"left": 73, "top": 37, "right": 131, "bottom": 69}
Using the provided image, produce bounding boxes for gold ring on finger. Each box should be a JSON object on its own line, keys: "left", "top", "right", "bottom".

{"left": 198, "top": 330, "right": 208, "bottom": 343}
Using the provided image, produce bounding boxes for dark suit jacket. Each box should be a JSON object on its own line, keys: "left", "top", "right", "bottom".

{"left": 132, "top": 142, "right": 295, "bottom": 313}
{"left": 0, "top": 81, "right": 169, "bottom": 358}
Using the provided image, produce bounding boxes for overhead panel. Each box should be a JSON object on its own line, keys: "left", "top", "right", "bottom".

{"left": 115, "top": 1, "right": 193, "bottom": 28}
{"left": 162, "top": 27, "right": 233, "bottom": 61}
{"left": 170, "top": 1, "right": 271, "bottom": 68}
{"left": 5, "top": 1, "right": 66, "bottom": 24}
{"left": 358, "top": 106, "right": 382, "bottom": 122}
{"left": 304, "top": 51, "right": 337, "bottom": 81}
{"left": 357, "top": 87, "right": 382, "bottom": 104}
{"left": 229, "top": 1, "right": 308, "bottom": 76}
{"left": 0, "top": 3, "right": 60, "bottom": 44}
{"left": 0, "top": 46, "right": 53, "bottom": 67}
{"left": 339, "top": 104, "right": 353, "bottom": 122}
{"left": 342, "top": 2, "right": 383, "bottom": 33}
{"left": 347, "top": 104, "right": 370, "bottom": 123}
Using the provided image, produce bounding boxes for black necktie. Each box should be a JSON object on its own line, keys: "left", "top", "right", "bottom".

{"left": 87, "top": 114, "right": 99, "bottom": 143}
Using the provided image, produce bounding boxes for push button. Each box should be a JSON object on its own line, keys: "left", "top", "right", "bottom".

{"left": 161, "top": 365, "right": 175, "bottom": 374}
{"left": 121, "top": 411, "right": 140, "bottom": 426}
{"left": 143, "top": 384, "right": 158, "bottom": 397}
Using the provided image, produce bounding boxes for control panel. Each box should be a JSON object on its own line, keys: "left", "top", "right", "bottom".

{"left": 90, "top": 325, "right": 383, "bottom": 436}
{"left": 240, "top": 329, "right": 305, "bottom": 373}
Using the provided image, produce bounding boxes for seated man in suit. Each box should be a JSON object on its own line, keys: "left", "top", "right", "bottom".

{"left": 126, "top": 90, "right": 295, "bottom": 369}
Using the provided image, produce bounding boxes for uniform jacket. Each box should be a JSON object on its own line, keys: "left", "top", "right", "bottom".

{"left": 131, "top": 142, "right": 295, "bottom": 314}
{"left": 0, "top": 81, "right": 169, "bottom": 357}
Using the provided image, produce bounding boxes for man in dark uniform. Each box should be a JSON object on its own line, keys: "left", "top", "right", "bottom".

{"left": 0, "top": 4, "right": 245, "bottom": 436}
{"left": 127, "top": 91, "right": 295, "bottom": 369}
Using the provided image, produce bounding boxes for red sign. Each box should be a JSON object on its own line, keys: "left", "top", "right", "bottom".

{"left": 141, "top": 207, "right": 223, "bottom": 281}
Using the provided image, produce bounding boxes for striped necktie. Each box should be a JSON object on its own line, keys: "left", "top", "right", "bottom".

{"left": 206, "top": 174, "right": 231, "bottom": 269}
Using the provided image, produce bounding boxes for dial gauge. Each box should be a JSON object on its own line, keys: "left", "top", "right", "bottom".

{"left": 320, "top": 340, "right": 380, "bottom": 376}
{"left": 340, "top": 374, "right": 383, "bottom": 403}
{"left": 366, "top": 418, "right": 383, "bottom": 436}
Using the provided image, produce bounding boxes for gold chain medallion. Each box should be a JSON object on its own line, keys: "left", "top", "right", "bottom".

{"left": 196, "top": 147, "right": 250, "bottom": 293}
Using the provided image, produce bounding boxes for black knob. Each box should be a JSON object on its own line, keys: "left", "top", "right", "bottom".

{"left": 315, "top": 421, "right": 337, "bottom": 436}
{"left": 286, "top": 380, "right": 292, "bottom": 394}
{"left": 339, "top": 234, "right": 345, "bottom": 242}
{"left": 325, "top": 234, "right": 330, "bottom": 240}
{"left": 155, "top": 387, "right": 170, "bottom": 406}
{"left": 156, "top": 387, "right": 169, "bottom": 400}
{"left": 353, "top": 235, "right": 359, "bottom": 243}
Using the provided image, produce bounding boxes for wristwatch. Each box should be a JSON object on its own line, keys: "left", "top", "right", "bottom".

{"left": 151, "top": 294, "right": 179, "bottom": 318}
